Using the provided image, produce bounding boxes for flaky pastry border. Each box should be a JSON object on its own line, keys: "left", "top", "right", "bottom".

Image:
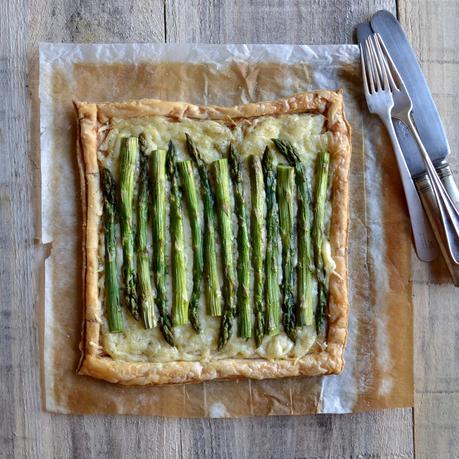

{"left": 74, "top": 90, "right": 351, "bottom": 385}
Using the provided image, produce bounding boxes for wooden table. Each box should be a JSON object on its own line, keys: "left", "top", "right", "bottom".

{"left": 1, "top": 1, "right": 457, "bottom": 457}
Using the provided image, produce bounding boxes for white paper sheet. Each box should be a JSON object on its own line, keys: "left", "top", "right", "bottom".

{"left": 39, "top": 43, "right": 413, "bottom": 415}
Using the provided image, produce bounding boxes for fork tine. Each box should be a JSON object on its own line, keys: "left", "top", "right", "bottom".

{"left": 367, "top": 36, "right": 384, "bottom": 92}
{"left": 365, "top": 41, "right": 377, "bottom": 93}
{"left": 359, "top": 44, "right": 370, "bottom": 95}
{"left": 375, "top": 33, "right": 400, "bottom": 92}
{"left": 368, "top": 36, "right": 381, "bottom": 87}
{"left": 370, "top": 34, "right": 391, "bottom": 92}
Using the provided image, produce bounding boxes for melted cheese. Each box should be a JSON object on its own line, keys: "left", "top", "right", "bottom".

{"left": 98, "top": 113, "right": 333, "bottom": 363}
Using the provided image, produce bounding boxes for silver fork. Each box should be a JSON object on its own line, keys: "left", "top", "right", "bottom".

{"left": 369, "top": 33, "right": 459, "bottom": 265}
{"left": 360, "top": 37, "right": 438, "bottom": 262}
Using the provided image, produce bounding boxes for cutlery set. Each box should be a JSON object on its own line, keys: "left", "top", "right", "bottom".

{"left": 357, "top": 11, "right": 459, "bottom": 285}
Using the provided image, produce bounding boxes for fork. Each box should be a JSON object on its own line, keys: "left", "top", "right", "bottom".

{"left": 368, "top": 33, "right": 459, "bottom": 265}
{"left": 360, "top": 37, "right": 438, "bottom": 262}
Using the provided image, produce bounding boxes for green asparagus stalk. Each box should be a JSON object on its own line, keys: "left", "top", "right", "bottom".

{"left": 151, "top": 148, "right": 174, "bottom": 346}
{"left": 136, "top": 137, "right": 156, "bottom": 329}
{"left": 166, "top": 141, "right": 189, "bottom": 326}
{"left": 228, "top": 145, "right": 252, "bottom": 339}
{"left": 119, "top": 137, "right": 139, "bottom": 320}
{"left": 272, "top": 139, "right": 314, "bottom": 327}
{"left": 276, "top": 165, "right": 296, "bottom": 342}
{"left": 249, "top": 155, "right": 265, "bottom": 347}
{"left": 212, "top": 158, "right": 236, "bottom": 349}
{"left": 177, "top": 160, "right": 202, "bottom": 333}
{"left": 262, "top": 147, "right": 281, "bottom": 336}
{"left": 186, "top": 134, "right": 222, "bottom": 317}
{"left": 312, "top": 151, "right": 330, "bottom": 333}
{"left": 101, "top": 168, "right": 124, "bottom": 333}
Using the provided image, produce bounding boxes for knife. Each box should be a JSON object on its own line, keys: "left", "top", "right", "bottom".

{"left": 356, "top": 22, "right": 439, "bottom": 263}
{"left": 357, "top": 12, "right": 459, "bottom": 284}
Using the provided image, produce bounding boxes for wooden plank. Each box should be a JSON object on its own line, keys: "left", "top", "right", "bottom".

{"left": 414, "top": 393, "right": 459, "bottom": 459}
{"left": 165, "top": 0, "right": 397, "bottom": 44}
{"left": 0, "top": 0, "right": 417, "bottom": 457}
{"left": 176, "top": 410, "right": 414, "bottom": 459}
{"left": 398, "top": 0, "right": 459, "bottom": 458}
{"left": 30, "top": 0, "right": 165, "bottom": 43}
{"left": 0, "top": 0, "right": 49, "bottom": 457}
{"left": 414, "top": 282, "right": 459, "bottom": 392}
{"left": 35, "top": 410, "right": 416, "bottom": 459}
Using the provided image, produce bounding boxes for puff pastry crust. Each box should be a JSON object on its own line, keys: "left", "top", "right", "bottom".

{"left": 74, "top": 90, "right": 351, "bottom": 385}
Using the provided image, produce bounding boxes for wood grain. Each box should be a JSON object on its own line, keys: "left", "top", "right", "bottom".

{"left": 0, "top": 0, "right": 455, "bottom": 457}
{"left": 414, "top": 393, "right": 459, "bottom": 459}
{"left": 398, "top": 1, "right": 459, "bottom": 457}
{"left": 0, "top": 1, "right": 45, "bottom": 457}
{"left": 165, "top": 0, "right": 395, "bottom": 44}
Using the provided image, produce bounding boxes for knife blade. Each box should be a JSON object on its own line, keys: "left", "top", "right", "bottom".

{"left": 370, "top": 10, "right": 450, "bottom": 169}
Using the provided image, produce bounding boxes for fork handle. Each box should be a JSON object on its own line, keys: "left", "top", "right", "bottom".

{"left": 415, "top": 173, "right": 459, "bottom": 285}
{"left": 403, "top": 116, "right": 459, "bottom": 265}
{"left": 436, "top": 161, "right": 459, "bottom": 210}
{"left": 380, "top": 115, "right": 439, "bottom": 261}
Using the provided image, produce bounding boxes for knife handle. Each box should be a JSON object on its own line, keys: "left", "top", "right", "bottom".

{"left": 436, "top": 161, "right": 459, "bottom": 209}
{"left": 415, "top": 173, "right": 459, "bottom": 286}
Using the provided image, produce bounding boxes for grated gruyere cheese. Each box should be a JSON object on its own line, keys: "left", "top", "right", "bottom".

{"left": 98, "top": 113, "right": 333, "bottom": 363}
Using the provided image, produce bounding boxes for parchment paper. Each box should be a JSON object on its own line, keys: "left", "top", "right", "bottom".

{"left": 39, "top": 43, "right": 413, "bottom": 416}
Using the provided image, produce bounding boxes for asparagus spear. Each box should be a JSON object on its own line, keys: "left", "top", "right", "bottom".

{"left": 136, "top": 137, "right": 156, "bottom": 329}
{"left": 151, "top": 148, "right": 174, "bottom": 346}
{"left": 276, "top": 165, "right": 296, "bottom": 342}
{"left": 228, "top": 145, "right": 252, "bottom": 339}
{"left": 101, "top": 167, "right": 124, "bottom": 333}
{"left": 272, "top": 139, "right": 314, "bottom": 327}
{"left": 212, "top": 158, "right": 236, "bottom": 349}
{"left": 249, "top": 155, "right": 265, "bottom": 347}
{"left": 166, "top": 140, "right": 189, "bottom": 326}
{"left": 185, "top": 134, "right": 222, "bottom": 317}
{"left": 119, "top": 137, "right": 139, "bottom": 320}
{"left": 312, "top": 151, "right": 330, "bottom": 333}
{"left": 177, "top": 160, "right": 202, "bottom": 333}
{"left": 262, "top": 147, "right": 281, "bottom": 336}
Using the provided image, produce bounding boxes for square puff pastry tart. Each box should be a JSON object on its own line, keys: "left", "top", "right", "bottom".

{"left": 74, "top": 90, "right": 351, "bottom": 385}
